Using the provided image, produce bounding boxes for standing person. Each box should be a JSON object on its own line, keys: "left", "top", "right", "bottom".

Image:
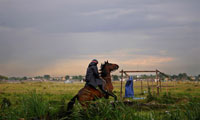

{"left": 85, "top": 59, "right": 109, "bottom": 96}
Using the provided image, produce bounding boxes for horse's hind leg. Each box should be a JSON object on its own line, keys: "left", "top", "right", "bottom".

{"left": 79, "top": 101, "right": 89, "bottom": 108}
{"left": 78, "top": 93, "right": 95, "bottom": 108}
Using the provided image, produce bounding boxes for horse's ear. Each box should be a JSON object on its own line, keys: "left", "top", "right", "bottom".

{"left": 107, "top": 60, "right": 108, "bottom": 63}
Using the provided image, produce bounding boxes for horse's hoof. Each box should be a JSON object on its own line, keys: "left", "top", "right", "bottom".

{"left": 114, "top": 97, "right": 117, "bottom": 101}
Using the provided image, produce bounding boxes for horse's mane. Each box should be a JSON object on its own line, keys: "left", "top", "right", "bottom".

{"left": 100, "top": 61, "right": 109, "bottom": 77}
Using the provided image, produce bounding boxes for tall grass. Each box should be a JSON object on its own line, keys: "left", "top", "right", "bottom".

{"left": 67, "top": 100, "right": 200, "bottom": 120}
{"left": 183, "top": 102, "right": 200, "bottom": 120}
{"left": 1, "top": 92, "right": 200, "bottom": 120}
{"left": 19, "top": 90, "right": 49, "bottom": 119}
{"left": 0, "top": 90, "right": 50, "bottom": 120}
{"left": 1, "top": 82, "right": 200, "bottom": 119}
{"left": 161, "top": 102, "right": 200, "bottom": 120}
{"left": 66, "top": 99, "right": 155, "bottom": 120}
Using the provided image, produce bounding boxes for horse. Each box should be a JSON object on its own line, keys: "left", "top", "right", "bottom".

{"left": 66, "top": 61, "right": 119, "bottom": 114}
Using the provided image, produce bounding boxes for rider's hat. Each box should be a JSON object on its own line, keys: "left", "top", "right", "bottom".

{"left": 92, "top": 59, "right": 98, "bottom": 64}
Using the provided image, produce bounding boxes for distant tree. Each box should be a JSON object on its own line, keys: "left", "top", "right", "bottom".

{"left": 9, "top": 77, "right": 16, "bottom": 80}
{"left": 23, "top": 76, "right": 27, "bottom": 80}
{"left": 187, "top": 76, "right": 192, "bottom": 81}
{"left": 71, "top": 75, "right": 83, "bottom": 81}
{"left": 178, "top": 73, "right": 188, "bottom": 80}
{"left": 72, "top": 76, "right": 78, "bottom": 80}
{"left": 182, "top": 73, "right": 188, "bottom": 80}
{"left": 35, "top": 76, "right": 43, "bottom": 79}
{"left": 171, "top": 75, "right": 177, "bottom": 80}
{"left": 197, "top": 75, "right": 200, "bottom": 81}
{"left": 44, "top": 75, "right": 50, "bottom": 80}
{"left": 194, "top": 76, "right": 199, "bottom": 81}
{"left": 0, "top": 75, "right": 8, "bottom": 80}
{"left": 140, "top": 74, "right": 148, "bottom": 79}
{"left": 78, "top": 75, "right": 83, "bottom": 81}
{"left": 112, "top": 75, "right": 119, "bottom": 81}
{"left": 65, "top": 75, "right": 70, "bottom": 80}
{"left": 158, "top": 74, "right": 165, "bottom": 81}
{"left": 149, "top": 74, "right": 155, "bottom": 79}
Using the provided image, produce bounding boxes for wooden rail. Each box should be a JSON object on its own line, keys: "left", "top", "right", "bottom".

{"left": 119, "top": 69, "right": 168, "bottom": 99}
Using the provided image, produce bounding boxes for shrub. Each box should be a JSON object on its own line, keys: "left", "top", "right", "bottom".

{"left": 0, "top": 97, "right": 11, "bottom": 110}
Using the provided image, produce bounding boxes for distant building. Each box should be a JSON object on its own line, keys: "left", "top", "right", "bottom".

{"left": 52, "top": 77, "right": 62, "bottom": 81}
{"left": 119, "top": 78, "right": 126, "bottom": 81}
{"left": 64, "top": 80, "right": 73, "bottom": 84}
{"left": 61, "top": 77, "right": 65, "bottom": 80}
{"left": 190, "top": 76, "right": 198, "bottom": 81}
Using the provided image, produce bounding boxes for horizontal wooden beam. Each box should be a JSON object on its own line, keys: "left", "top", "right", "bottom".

{"left": 120, "top": 70, "right": 158, "bottom": 73}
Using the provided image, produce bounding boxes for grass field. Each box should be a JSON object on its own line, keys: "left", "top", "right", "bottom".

{"left": 1, "top": 81, "right": 200, "bottom": 120}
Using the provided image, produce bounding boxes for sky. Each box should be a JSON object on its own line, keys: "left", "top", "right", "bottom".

{"left": 0, "top": 0, "right": 200, "bottom": 77}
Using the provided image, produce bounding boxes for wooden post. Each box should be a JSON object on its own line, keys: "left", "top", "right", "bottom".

{"left": 166, "top": 78, "right": 168, "bottom": 96}
{"left": 120, "top": 70, "right": 124, "bottom": 99}
{"left": 118, "top": 69, "right": 167, "bottom": 97}
{"left": 147, "top": 79, "right": 150, "bottom": 94}
{"left": 159, "top": 77, "right": 162, "bottom": 92}
{"left": 156, "top": 70, "right": 159, "bottom": 95}
{"left": 152, "top": 78, "right": 154, "bottom": 95}
{"left": 141, "top": 79, "right": 143, "bottom": 95}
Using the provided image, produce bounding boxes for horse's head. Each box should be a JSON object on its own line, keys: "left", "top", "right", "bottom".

{"left": 100, "top": 61, "right": 119, "bottom": 77}
{"left": 100, "top": 61, "right": 119, "bottom": 92}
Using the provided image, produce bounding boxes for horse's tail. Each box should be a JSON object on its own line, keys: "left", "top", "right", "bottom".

{"left": 66, "top": 94, "right": 78, "bottom": 115}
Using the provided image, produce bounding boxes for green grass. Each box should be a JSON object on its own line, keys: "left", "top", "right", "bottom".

{"left": 68, "top": 99, "right": 155, "bottom": 120}
{"left": 0, "top": 81, "right": 200, "bottom": 119}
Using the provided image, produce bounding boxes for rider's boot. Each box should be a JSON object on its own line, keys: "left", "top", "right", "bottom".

{"left": 98, "top": 85, "right": 117, "bottom": 101}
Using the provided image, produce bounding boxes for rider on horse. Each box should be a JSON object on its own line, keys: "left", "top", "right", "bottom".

{"left": 85, "top": 59, "right": 109, "bottom": 96}
{"left": 66, "top": 60, "right": 118, "bottom": 115}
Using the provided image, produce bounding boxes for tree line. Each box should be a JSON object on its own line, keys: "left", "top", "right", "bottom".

{"left": 112, "top": 73, "right": 200, "bottom": 81}
{"left": 1, "top": 73, "right": 200, "bottom": 81}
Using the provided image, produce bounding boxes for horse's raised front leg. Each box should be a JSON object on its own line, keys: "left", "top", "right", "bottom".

{"left": 107, "top": 91, "right": 117, "bottom": 101}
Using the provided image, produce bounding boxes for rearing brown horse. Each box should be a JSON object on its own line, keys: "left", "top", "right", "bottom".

{"left": 66, "top": 61, "right": 119, "bottom": 113}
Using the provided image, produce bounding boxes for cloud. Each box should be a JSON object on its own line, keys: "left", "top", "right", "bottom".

{"left": 1, "top": 0, "right": 199, "bottom": 33}
{"left": 0, "top": 26, "right": 199, "bottom": 76}
{"left": 82, "top": 8, "right": 138, "bottom": 19}
{"left": 0, "top": 0, "right": 200, "bottom": 76}
{"left": 122, "top": 56, "right": 174, "bottom": 66}
{"left": 34, "top": 48, "right": 175, "bottom": 76}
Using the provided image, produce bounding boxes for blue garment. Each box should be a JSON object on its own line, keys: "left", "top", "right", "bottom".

{"left": 124, "top": 76, "right": 134, "bottom": 98}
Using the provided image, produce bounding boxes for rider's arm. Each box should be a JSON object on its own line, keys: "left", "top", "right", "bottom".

{"left": 92, "top": 66, "right": 100, "bottom": 78}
